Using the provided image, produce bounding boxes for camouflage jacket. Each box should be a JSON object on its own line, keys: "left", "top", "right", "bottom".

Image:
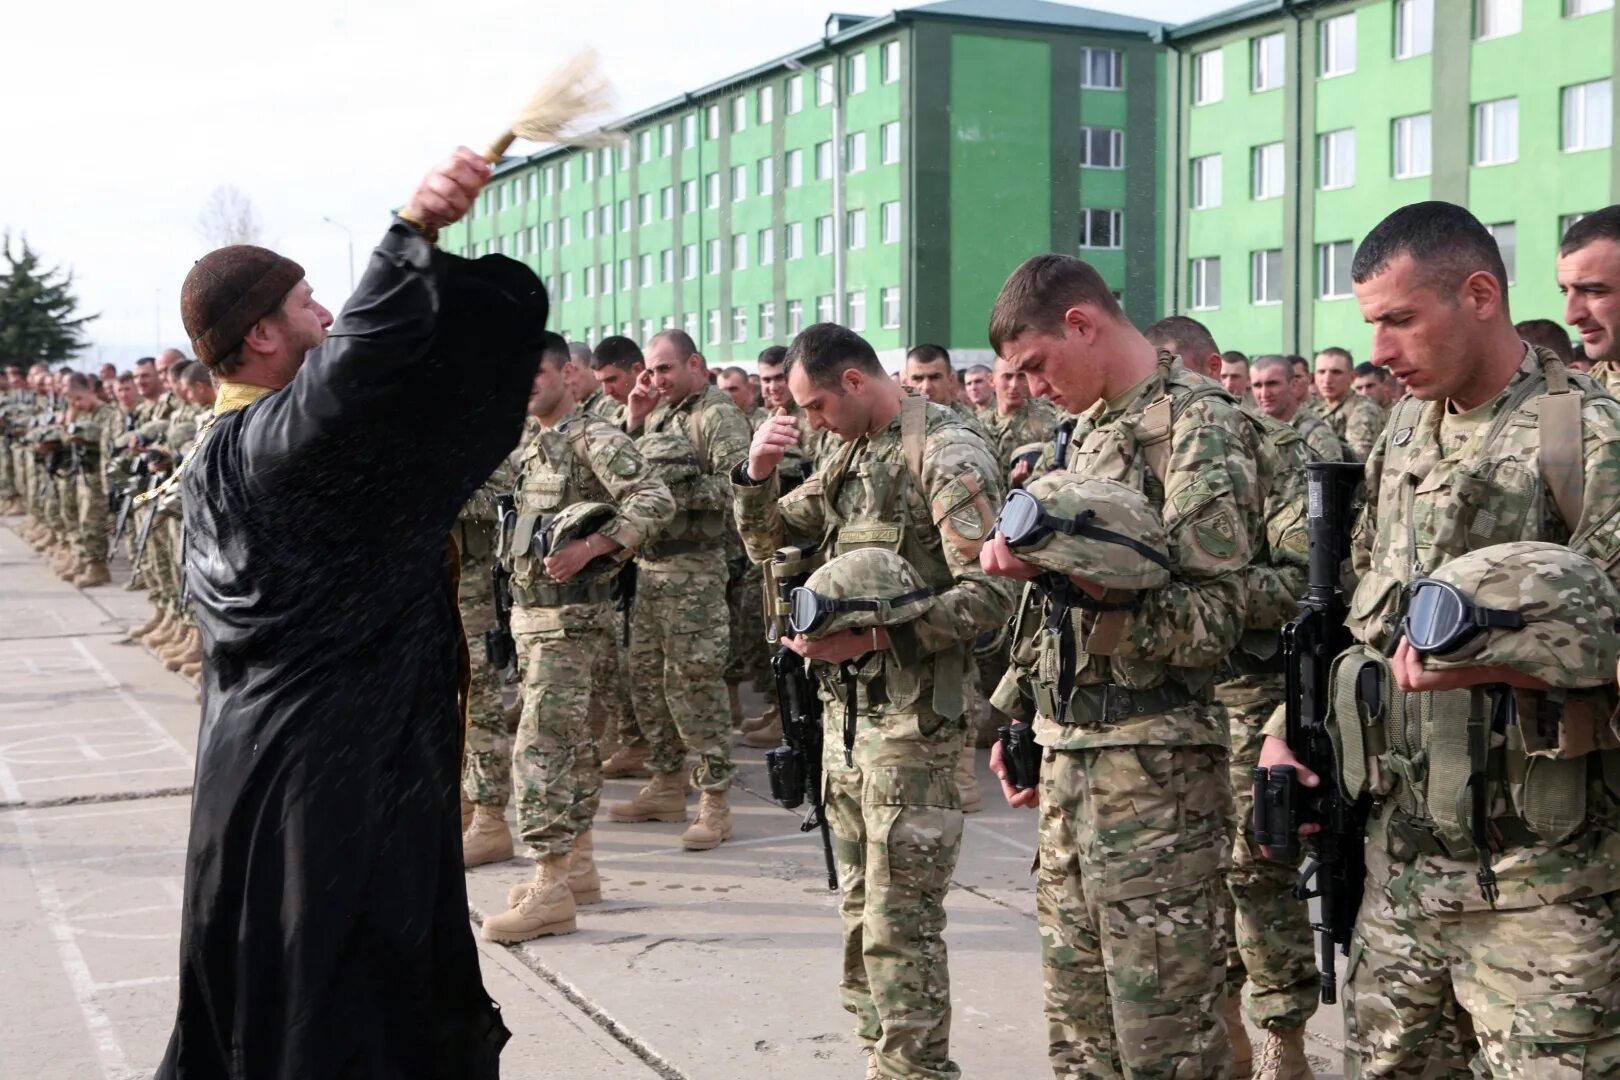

{"left": 984, "top": 397, "right": 1061, "bottom": 470}
{"left": 579, "top": 387, "right": 623, "bottom": 424}
{"left": 636, "top": 385, "right": 752, "bottom": 572}
{"left": 1289, "top": 405, "right": 1348, "bottom": 463}
{"left": 1321, "top": 392, "right": 1384, "bottom": 462}
{"left": 1347, "top": 346, "right": 1620, "bottom": 909}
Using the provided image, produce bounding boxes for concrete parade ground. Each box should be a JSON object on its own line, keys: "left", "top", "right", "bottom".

{"left": 0, "top": 513, "right": 1347, "bottom": 1080}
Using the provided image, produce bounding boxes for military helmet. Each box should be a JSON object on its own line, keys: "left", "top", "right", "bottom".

{"left": 541, "top": 500, "right": 621, "bottom": 577}
{"left": 996, "top": 473, "right": 1171, "bottom": 590}
{"left": 1410, "top": 541, "right": 1620, "bottom": 688}
{"left": 789, "top": 548, "right": 936, "bottom": 641}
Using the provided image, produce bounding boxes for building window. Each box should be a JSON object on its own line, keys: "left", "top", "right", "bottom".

{"left": 1562, "top": 211, "right": 1593, "bottom": 236}
{"left": 661, "top": 186, "right": 674, "bottom": 219}
{"left": 1193, "top": 49, "right": 1223, "bottom": 105}
{"left": 786, "top": 148, "right": 804, "bottom": 187}
{"left": 786, "top": 221, "right": 804, "bottom": 259}
{"left": 707, "top": 239, "right": 722, "bottom": 275}
{"left": 847, "top": 131, "right": 867, "bottom": 173}
{"left": 847, "top": 290, "right": 866, "bottom": 331}
{"left": 1476, "top": 0, "right": 1521, "bottom": 38}
{"left": 620, "top": 259, "right": 633, "bottom": 291}
{"left": 1190, "top": 257, "right": 1221, "bottom": 310}
{"left": 599, "top": 206, "right": 611, "bottom": 234}
{"left": 648, "top": 251, "right": 662, "bottom": 283}
{"left": 815, "top": 141, "right": 833, "bottom": 180}
{"left": 683, "top": 112, "right": 697, "bottom": 149}
{"left": 787, "top": 300, "right": 804, "bottom": 336}
{"left": 660, "top": 122, "right": 673, "bottom": 157}
{"left": 1564, "top": 80, "right": 1613, "bottom": 152}
{"left": 1252, "top": 142, "right": 1284, "bottom": 200}
{"left": 619, "top": 199, "right": 631, "bottom": 231}
{"left": 706, "top": 104, "right": 721, "bottom": 139}
{"left": 528, "top": 225, "right": 538, "bottom": 252}
{"left": 708, "top": 309, "right": 722, "bottom": 344}
{"left": 731, "top": 164, "right": 747, "bottom": 202}
{"left": 584, "top": 265, "right": 595, "bottom": 297}
{"left": 733, "top": 306, "right": 748, "bottom": 343}
{"left": 1395, "top": 0, "right": 1434, "bottom": 58}
{"left": 560, "top": 218, "right": 571, "bottom": 245}
{"left": 544, "top": 167, "right": 555, "bottom": 196}
{"left": 732, "top": 95, "right": 747, "bottom": 133}
{"left": 847, "top": 208, "right": 867, "bottom": 249}
{"left": 543, "top": 221, "right": 554, "bottom": 249}
{"left": 1474, "top": 97, "right": 1519, "bottom": 165}
{"left": 1567, "top": 0, "right": 1614, "bottom": 15}
{"left": 1079, "top": 208, "right": 1123, "bottom": 250}
{"left": 528, "top": 172, "right": 538, "bottom": 201}
{"left": 758, "top": 157, "right": 774, "bottom": 196}
{"left": 732, "top": 233, "right": 748, "bottom": 271}
{"left": 759, "top": 228, "right": 774, "bottom": 265}
{"left": 817, "top": 215, "right": 834, "bottom": 254}
{"left": 1251, "top": 249, "right": 1283, "bottom": 305}
{"left": 583, "top": 210, "right": 595, "bottom": 240}
{"left": 683, "top": 311, "right": 698, "bottom": 340}
{"left": 1319, "top": 128, "right": 1356, "bottom": 189}
{"left": 1488, "top": 222, "right": 1517, "bottom": 282}
{"left": 1318, "top": 241, "right": 1354, "bottom": 298}
{"left": 683, "top": 244, "right": 698, "bottom": 280}
{"left": 817, "top": 294, "right": 835, "bottom": 323}
{"left": 706, "top": 172, "right": 720, "bottom": 208}
{"left": 598, "top": 263, "right": 611, "bottom": 296}
{"left": 882, "top": 40, "right": 901, "bottom": 84}
{"left": 1320, "top": 14, "right": 1356, "bottom": 77}
{"left": 881, "top": 121, "right": 901, "bottom": 164}
{"left": 787, "top": 75, "right": 804, "bottom": 114}
{"left": 848, "top": 52, "right": 867, "bottom": 95}
{"left": 638, "top": 192, "right": 652, "bottom": 225}
{"left": 682, "top": 179, "right": 697, "bottom": 214}
{"left": 640, "top": 318, "right": 655, "bottom": 343}
{"left": 1081, "top": 47, "right": 1123, "bottom": 90}
{"left": 880, "top": 286, "right": 901, "bottom": 329}
{"left": 618, "top": 142, "right": 631, "bottom": 171}
{"left": 1081, "top": 126, "right": 1124, "bottom": 169}
{"left": 1393, "top": 113, "right": 1432, "bottom": 178}
{"left": 816, "top": 64, "right": 834, "bottom": 105}
{"left": 561, "top": 162, "right": 571, "bottom": 190}
{"left": 561, "top": 272, "right": 572, "bottom": 300}
{"left": 758, "top": 85, "right": 774, "bottom": 125}
{"left": 1249, "top": 33, "right": 1285, "bottom": 92}
{"left": 1192, "top": 154, "right": 1222, "bottom": 209}
{"left": 759, "top": 302, "right": 775, "bottom": 340}
{"left": 583, "top": 154, "right": 594, "bottom": 183}
{"left": 881, "top": 201, "right": 900, "bottom": 244}
{"left": 638, "top": 130, "right": 653, "bottom": 163}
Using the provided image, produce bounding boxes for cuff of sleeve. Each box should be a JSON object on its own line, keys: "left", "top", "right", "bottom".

{"left": 732, "top": 460, "right": 768, "bottom": 487}
{"left": 1261, "top": 703, "right": 1287, "bottom": 741}
{"left": 387, "top": 216, "right": 438, "bottom": 265}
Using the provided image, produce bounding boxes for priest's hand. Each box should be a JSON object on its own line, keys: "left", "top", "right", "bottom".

{"left": 626, "top": 370, "right": 660, "bottom": 430}
{"left": 403, "top": 148, "right": 491, "bottom": 234}
{"left": 746, "top": 413, "right": 800, "bottom": 482}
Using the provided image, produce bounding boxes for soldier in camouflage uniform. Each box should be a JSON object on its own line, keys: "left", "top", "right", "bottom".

{"left": 902, "top": 343, "right": 994, "bottom": 447}
{"left": 1262, "top": 202, "right": 1620, "bottom": 1078}
{"left": 1253, "top": 354, "right": 1348, "bottom": 465}
{"left": 736, "top": 323, "right": 1011, "bottom": 1080}
{"left": 60, "top": 372, "right": 119, "bottom": 586}
{"left": 984, "top": 256, "right": 1262, "bottom": 1079}
{"left": 481, "top": 333, "right": 674, "bottom": 943}
{"left": 984, "top": 354, "right": 1061, "bottom": 477}
{"left": 607, "top": 330, "right": 753, "bottom": 850}
{"left": 962, "top": 363, "right": 994, "bottom": 421}
{"left": 718, "top": 365, "right": 775, "bottom": 730}
{"left": 1313, "top": 348, "right": 1384, "bottom": 461}
{"left": 1557, "top": 206, "right": 1620, "bottom": 397}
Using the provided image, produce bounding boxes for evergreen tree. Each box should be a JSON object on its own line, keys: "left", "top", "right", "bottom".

{"left": 0, "top": 233, "right": 96, "bottom": 365}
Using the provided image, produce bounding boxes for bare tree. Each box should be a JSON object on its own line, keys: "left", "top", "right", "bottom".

{"left": 196, "top": 185, "right": 265, "bottom": 247}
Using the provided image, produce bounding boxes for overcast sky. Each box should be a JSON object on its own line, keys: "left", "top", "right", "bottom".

{"left": 4, "top": 0, "right": 1225, "bottom": 368}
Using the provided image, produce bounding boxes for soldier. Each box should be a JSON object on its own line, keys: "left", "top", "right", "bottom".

{"left": 1287, "top": 356, "right": 1316, "bottom": 410}
{"left": 1261, "top": 201, "right": 1620, "bottom": 1076}
{"left": 60, "top": 372, "right": 118, "bottom": 587}
{"left": 1351, "top": 362, "right": 1397, "bottom": 410}
{"left": 607, "top": 329, "right": 753, "bottom": 850}
{"left": 984, "top": 353, "right": 1060, "bottom": 474}
{"left": 131, "top": 357, "right": 164, "bottom": 419}
{"left": 903, "top": 343, "right": 993, "bottom": 444}
{"left": 716, "top": 363, "right": 775, "bottom": 735}
{"left": 757, "top": 344, "right": 829, "bottom": 478}
{"left": 589, "top": 336, "right": 643, "bottom": 424}
{"left": 1252, "top": 354, "right": 1348, "bottom": 463}
{"left": 736, "top": 322, "right": 1010, "bottom": 1080}
{"left": 984, "top": 254, "right": 1261, "bottom": 1078}
{"left": 1557, "top": 206, "right": 1620, "bottom": 395}
{"left": 962, "top": 363, "right": 994, "bottom": 417}
{"left": 480, "top": 332, "right": 674, "bottom": 942}
{"left": 1221, "top": 352, "right": 1252, "bottom": 402}
{"left": 1313, "top": 347, "right": 1383, "bottom": 460}
{"left": 1145, "top": 315, "right": 1223, "bottom": 380}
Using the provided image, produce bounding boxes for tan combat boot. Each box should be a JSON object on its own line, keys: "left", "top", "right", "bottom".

{"left": 461, "top": 794, "right": 476, "bottom": 834}
{"left": 126, "top": 609, "right": 166, "bottom": 642}
{"left": 74, "top": 560, "right": 111, "bottom": 588}
{"left": 741, "top": 708, "right": 784, "bottom": 749}
{"left": 739, "top": 703, "right": 779, "bottom": 736}
{"left": 509, "top": 830, "right": 602, "bottom": 907}
{"left": 142, "top": 611, "right": 178, "bottom": 650}
{"left": 164, "top": 630, "right": 201, "bottom": 672}
{"left": 601, "top": 742, "right": 653, "bottom": 780}
{"left": 608, "top": 771, "right": 687, "bottom": 823}
{"left": 51, "top": 547, "right": 76, "bottom": 576}
{"left": 680, "top": 790, "right": 733, "bottom": 851}
{"left": 462, "top": 804, "right": 515, "bottom": 868}
{"left": 480, "top": 855, "right": 576, "bottom": 943}
{"left": 956, "top": 745, "right": 983, "bottom": 814}
{"left": 1226, "top": 994, "right": 1254, "bottom": 1079}
{"left": 861, "top": 1044, "right": 880, "bottom": 1080}
{"left": 727, "top": 681, "right": 745, "bottom": 728}
{"left": 1254, "top": 1026, "right": 1312, "bottom": 1080}
{"left": 180, "top": 661, "right": 202, "bottom": 683}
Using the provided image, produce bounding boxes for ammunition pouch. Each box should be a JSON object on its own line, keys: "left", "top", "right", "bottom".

{"left": 510, "top": 579, "right": 614, "bottom": 608}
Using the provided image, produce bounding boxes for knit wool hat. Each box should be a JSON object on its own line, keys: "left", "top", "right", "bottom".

{"left": 180, "top": 245, "right": 306, "bottom": 367}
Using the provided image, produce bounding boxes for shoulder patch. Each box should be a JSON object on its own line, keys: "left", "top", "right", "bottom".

{"left": 607, "top": 443, "right": 644, "bottom": 478}
{"left": 1194, "top": 511, "right": 1238, "bottom": 560}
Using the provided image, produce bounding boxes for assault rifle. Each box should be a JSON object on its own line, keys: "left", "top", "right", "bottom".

{"left": 111, "top": 464, "right": 150, "bottom": 549}
{"left": 485, "top": 494, "right": 518, "bottom": 678}
{"left": 1254, "top": 460, "right": 1368, "bottom": 1005}
{"left": 764, "top": 543, "right": 836, "bottom": 891}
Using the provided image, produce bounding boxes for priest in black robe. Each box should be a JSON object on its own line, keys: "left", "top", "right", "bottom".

{"left": 157, "top": 148, "right": 538, "bottom": 1080}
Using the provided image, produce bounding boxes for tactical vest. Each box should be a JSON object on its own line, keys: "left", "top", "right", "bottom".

{"left": 640, "top": 392, "right": 729, "bottom": 555}
{"left": 504, "top": 414, "right": 615, "bottom": 606}
{"left": 1332, "top": 350, "right": 1620, "bottom": 866}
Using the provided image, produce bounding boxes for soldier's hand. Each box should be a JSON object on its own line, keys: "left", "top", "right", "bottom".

{"left": 783, "top": 629, "right": 886, "bottom": 664}
{"left": 543, "top": 534, "right": 607, "bottom": 583}
{"left": 403, "top": 147, "right": 491, "bottom": 233}
{"left": 1257, "top": 735, "right": 1321, "bottom": 858}
{"left": 1009, "top": 459, "right": 1032, "bottom": 488}
{"left": 1391, "top": 637, "right": 1549, "bottom": 693}
{"left": 979, "top": 533, "right": 1040, "bottom": 580}
{"left": 627, "top": 370, "right": 660, "bottom": 429}
{"left": 746, "top": 413, "right": 800, "bottom": 482}
{"left": 989, "top": 740, "right": 1039, "bottom": 809}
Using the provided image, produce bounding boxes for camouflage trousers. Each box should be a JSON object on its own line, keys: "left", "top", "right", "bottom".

{"left": 632, "top": 563, "right": 733, "bottom": 792}
{"left": 1344, "top": 836, "right": 1620, "bottom": 1078}
{"left": 458, "top": 565, "right": 511, "bottom": 808}
{"left": 73, "top": 468, "right": 108, "bottom": 563}
{"left": 1216, "top": 677, "right": 1318, "bottom": 1031}
{"left": 825, "top": 693, "right": 965, "bottom": 1080}
{"left": 724, "top": 553, "right": 771, "bottom": 693}
{"left": 1038, "top": 744, "right": 1234, "bottom": 1079}
{"left": 0, "top": 441, "right": 16, "bottom": 499}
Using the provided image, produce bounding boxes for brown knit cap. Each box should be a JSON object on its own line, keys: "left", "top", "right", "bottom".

{"left": 180, "top": 245, "right": 306, "bottom": 367}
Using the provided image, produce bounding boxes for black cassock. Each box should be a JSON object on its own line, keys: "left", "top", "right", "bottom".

{"left": 157, "top": 221, "right": 543, "bottom": 1079}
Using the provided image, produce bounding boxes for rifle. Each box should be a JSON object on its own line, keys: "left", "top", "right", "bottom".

{"left": 763, "top": 543, "right": 837, "bottom": 891}
{"left": 484, "top": 494, "right": 518, "bottom": 678}
{"left": 611, "top": 561, "right": 637, "bottom": 648}
{"left": 1254, "top": 460, "right": 1367, "bottom": 1005}
{"left": 112, "top": 466, "right": 149, "bottom": 549}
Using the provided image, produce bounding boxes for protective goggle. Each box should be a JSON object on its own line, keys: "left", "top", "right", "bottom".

{"left": 1400, "top": 578, "right": 1525, "bottom": 657}
{"left": 787, "top": 585, "right": 933, "bottom": 636}
{"left": 994, "top": 490, "right": 1171, "bottom": 570}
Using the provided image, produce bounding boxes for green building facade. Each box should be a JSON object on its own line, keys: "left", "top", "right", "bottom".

{"left": 439, "top": 0, "right": 1165, "bottom": 366}
{"left": 1162, "top": 0, "right": 1620, "bottom": 358}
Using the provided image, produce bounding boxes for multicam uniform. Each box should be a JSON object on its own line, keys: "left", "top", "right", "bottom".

{"left": 1320, "top": 392, "right": 1385, "bottom": 463}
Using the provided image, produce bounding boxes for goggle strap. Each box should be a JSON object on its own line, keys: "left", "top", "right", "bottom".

{"left": 1073, "top": 521, "right": 1173, "bottom": 569}
{"left": 1473, "top": 607, "right": 1526, "bottom": 633}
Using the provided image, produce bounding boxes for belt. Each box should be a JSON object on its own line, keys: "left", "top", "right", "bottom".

{"left": 642, "top": 538, "right": 707, "bottom": 559}
{"left": 511, "top": 580, "right": 614, "bottom": 608}
{"left": 1066, "top": 681, "right": 1205, "bottom": 726}
{"left": 1385, "top": 808, "right": 1541, "bottom": 862}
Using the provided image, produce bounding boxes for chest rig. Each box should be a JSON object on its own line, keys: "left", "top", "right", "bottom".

{"left": 503, "top": 414, "right": 613, "bottom": 605}
{"left": 642, "top": 392, "right": 729, "bottom": 556}
{"left": 1333, "top": 350, "right": 1617, "bottom": 875}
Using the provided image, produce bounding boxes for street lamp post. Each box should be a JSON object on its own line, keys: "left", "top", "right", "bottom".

{"left": 321, "top": 216, "right": 356, "bottom": 294}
